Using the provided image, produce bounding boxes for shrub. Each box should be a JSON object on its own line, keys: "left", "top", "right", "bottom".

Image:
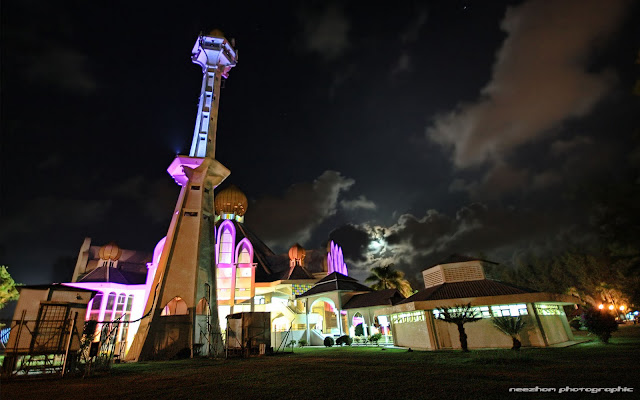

{"left": 336, "top": 335, "right": 352, "bottom": 346}
{"left": 288, "top": 339, "right": 297, "bottom": 347}
{"left": 369, "top": 333, "right": 382, "bottom": 345}
{"left": 569, "top": 316, "right": 582, "bottom": 331}
{"left": 323, "top": 336, "right": 334, "bottom": 347}
{"left": 581, "top": 308, "right": 618, "bottom": 343}
{"left": 297, "top": 339, "right": 307, "bottom": 347}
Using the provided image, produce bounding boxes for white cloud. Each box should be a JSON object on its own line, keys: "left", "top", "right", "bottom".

{"left": 340, "top": 195, "right": 377, "bottom": 211}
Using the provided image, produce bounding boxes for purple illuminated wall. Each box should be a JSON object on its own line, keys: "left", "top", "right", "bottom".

{"left": 327, "top": 241, "right": 348, "bottom": 276}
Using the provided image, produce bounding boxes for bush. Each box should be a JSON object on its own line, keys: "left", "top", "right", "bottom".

{"left": 369, "top": 333, "right": 382, "bottom": 345}
{"left": 569, "top": 316, "right": 582, "bottom": 331}
{"left": 336, "top": 335, "right": 352, "bottom": 346}
{"left": 323, "top": 336, "right": 334, "bottom": 347}
{"left": 581, "top": 308, "right": 618, "bottom": 343}
{"left": 288, "top": 340, "right": 297, "bottom": 347}
{"left": 297, "top": 339, "right": 307, "bottom": 347}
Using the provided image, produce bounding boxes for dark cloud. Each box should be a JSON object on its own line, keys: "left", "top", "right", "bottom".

{"left": 248, "top": 171, "right": 355, "bottom": 250}
{"left": 25, "top": 45, "right": 97, "bottom": 94}
{"left": 0, "top": 196, "right": 112, "bottom": 240}
{"left": 298, "top": 3, "right": 350, "bottom": 61}
{"left": 112, "top": 175, "right": 177, "bottom": 224}
{"left": 427, "top": 0, "right": 631, "bottom": 195}
{"left": 345, "top": 201, "right": 589, "bottom": 282}
{"left": 329, "top": 224, "right": 371, "bottom": 263}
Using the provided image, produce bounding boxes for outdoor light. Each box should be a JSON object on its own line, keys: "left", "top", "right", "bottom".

{"left": 598, "top": 304, "right": 604, "bottom": 309}
{"left": 619, "top": 305, "right": 625, "bottom": 311}
{"left": 608, "top": 305, "right": 614, "bottom": 311}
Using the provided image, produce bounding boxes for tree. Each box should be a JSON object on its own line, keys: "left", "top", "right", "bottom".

{"left": 435, "top": 303, "right": 481, "bottom": 352}
{"left": 0, "top": 265, "right": 19, "bottom": 309}
{"left": 581, "top": 307, "right": 618, "bottom": 343}
{"left": 491, "top": 316, "right": 527, "bottom": 350}
{"left": 365, "top": 264, "right": 414, "bottom": 298}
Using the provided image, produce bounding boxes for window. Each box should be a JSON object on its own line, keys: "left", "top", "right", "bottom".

{"left": 196, "top": 297, "right": 210, "bottom": 315}
{"left": 255, "top": 295, "right": 265, "bottom": 305}
{"left": 119, "top": 295, "right": 134, "bottom": 342}
{"left": 88, "top": 293, "right": 103, "bottom": 321}
{"left": 491, "top": 304, "right": 528, "bottom": 317}
{"left": 219, "top": 230, "right": 233, "bottom": 264}
{"left": 104, "top": 292, "right": 116, "bottom": 321}
{"left": 160, "top": 296, "right": 188, "bottom": 316}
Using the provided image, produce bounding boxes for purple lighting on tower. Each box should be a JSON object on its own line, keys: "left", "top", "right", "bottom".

{"left": 327, "top": 241, "right": 348, "bottom": 276}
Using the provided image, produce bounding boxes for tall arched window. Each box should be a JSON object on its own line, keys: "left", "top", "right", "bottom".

{"left": 220, "top": 232, "right": 233, "bottom": 263}
{"left": 104, "top": 292, "right": 116, "bottom": 321}
{"left": 120, "top": 295, "right": 134, "bottom": 342}
{"left": 161, "top": 296, "right": 188, "bottom": 316}
{"left": 217, "top": 220, "right": 236, "bottom": 264}
{"left": 236, "top": 238, "right": 253, "bottom": 265}
{"left": 88, "top": 293, "right": 103, "bottom": 321}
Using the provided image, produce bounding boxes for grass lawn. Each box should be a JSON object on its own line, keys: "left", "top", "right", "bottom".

{"left": 2, "top": 325, "right": 639, "bottom": 400}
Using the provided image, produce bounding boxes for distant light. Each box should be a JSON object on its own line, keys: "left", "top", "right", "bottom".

{"left": 634, "top": 311, "right": 639, "bottom": 316}
{"left": 608, "top": 305, "right": 614, "bottom": 311}
{"left": 619, "top": 305, "right": 626, "bottom": 311}
{"left": 598, "top": 304, "right": 604, "bottom": 309}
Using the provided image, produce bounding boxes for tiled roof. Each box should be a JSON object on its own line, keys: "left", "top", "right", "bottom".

{"left": 433, "top": 254, "right": 498, "bottom": 266}
{"left": 400, "top": 279, "right": 538, "bottom": 303}
{"left": 79, "top": 266, "right": 141, "bottom": 284}
{"left": 342, "top": 289, "right": 405, "bottom": 309}
{"left": 297, "top": 272, "right": 372, "bottom": 298}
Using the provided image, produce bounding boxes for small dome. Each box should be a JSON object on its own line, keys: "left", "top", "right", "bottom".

{"left": 215, "top": 185, "right": 248, "bottom": 216}
{"left": 288, "top": 243, "right": 306, "bottom": 262}
{"left": 99, "top": 242, "right": 122, "bottom": 261}
{"left": 209, "top": 29, "right": 226, "bottom": 39}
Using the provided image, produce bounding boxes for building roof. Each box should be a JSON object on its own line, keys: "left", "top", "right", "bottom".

{"left": 228, "top": 220, "right": 325, "bottom": 282}
{"left": 432, "top": 254, "right": 499, "bottom": 266}
{"left": 342, "top": 289, "right": 405, "bottom": 309}
{"left": 400, "top": 279, "right": 538, "bottom": 304}
{"left": 297, "top": 272, "right": 372, "bottom": 298}
{"left": 78, "top": 266, "right": 146, "bottom": 285}
{"left": 18, "top": 284, "right": 97, "bottom": 293}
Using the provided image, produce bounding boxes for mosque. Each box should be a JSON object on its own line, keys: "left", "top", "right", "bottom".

{"left": 2, "top": 31, "right": 579, "bottom": 374}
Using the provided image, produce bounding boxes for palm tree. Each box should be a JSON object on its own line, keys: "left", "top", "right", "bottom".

{"left": 435, "top": 303, "right": 481, "bottom": 352}
{"left": 491, "top": 316, "right": 526, "bottom": 350}
{"left": 365, "top": 264, "right": 413, "bottom": 297}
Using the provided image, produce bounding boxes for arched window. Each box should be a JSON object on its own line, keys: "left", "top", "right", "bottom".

{"left": 196, "top": 297, "right": 210, "bottom": 315}
{"left": 88, "top": 293, "right": 103, "bottom": 321}
{"left": 217, "top": 220, "right": 236, "bottom": 264}
{"left": 120, "top": 295, "right": 134, "bottom": 342}
{"left": 236, "top": 238, "right": 253, "bottom": 264}
{"left": 104, "top": 292, "right": 116, "bottom": 321}
{"left": 161, "top": 296, "right": 188, "bottom": 316}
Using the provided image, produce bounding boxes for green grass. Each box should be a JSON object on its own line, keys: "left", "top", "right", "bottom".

{"left": 3, "top": 325, "right": 639, "bottom": 400}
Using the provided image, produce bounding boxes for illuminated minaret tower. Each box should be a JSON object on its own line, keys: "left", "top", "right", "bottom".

{"left": 127, "top": 31, "right": 237, "bottom": 361}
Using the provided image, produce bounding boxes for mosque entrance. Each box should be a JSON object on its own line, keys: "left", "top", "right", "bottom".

{"left": 309, "top": 299, "right": 340, "bottom": 336}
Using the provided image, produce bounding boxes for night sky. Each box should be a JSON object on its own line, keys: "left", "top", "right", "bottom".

{"left": 1, "top": 1, "right": 638, "bottom": 291}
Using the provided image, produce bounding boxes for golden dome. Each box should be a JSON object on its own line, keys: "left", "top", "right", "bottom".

{"left": 215, "top": 185, "right": 248, "bottom": 216}
{"left": 209, "top": 29, "right": 226, "bottom": 39}
{"left": 288, "top": 243, "right": 306, "bottom": 262}
{"left": 99, "top": 242, "right": 122, "bottom": 261}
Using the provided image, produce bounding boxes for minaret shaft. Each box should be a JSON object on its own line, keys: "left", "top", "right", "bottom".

{"left": 126, "top": 32, "right": 237, "bottom": 361}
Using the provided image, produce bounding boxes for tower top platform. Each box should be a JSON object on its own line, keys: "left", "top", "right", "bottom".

{"left": 191, "top": 33, "right": 237, "bottom": 77}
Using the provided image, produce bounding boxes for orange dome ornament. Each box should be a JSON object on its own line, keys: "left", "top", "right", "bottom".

{"left": 99, "top": 242, "right": 122, "bottom": 261}
{"left": 215, "top": 185, "right": 248, "bottom": 217}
